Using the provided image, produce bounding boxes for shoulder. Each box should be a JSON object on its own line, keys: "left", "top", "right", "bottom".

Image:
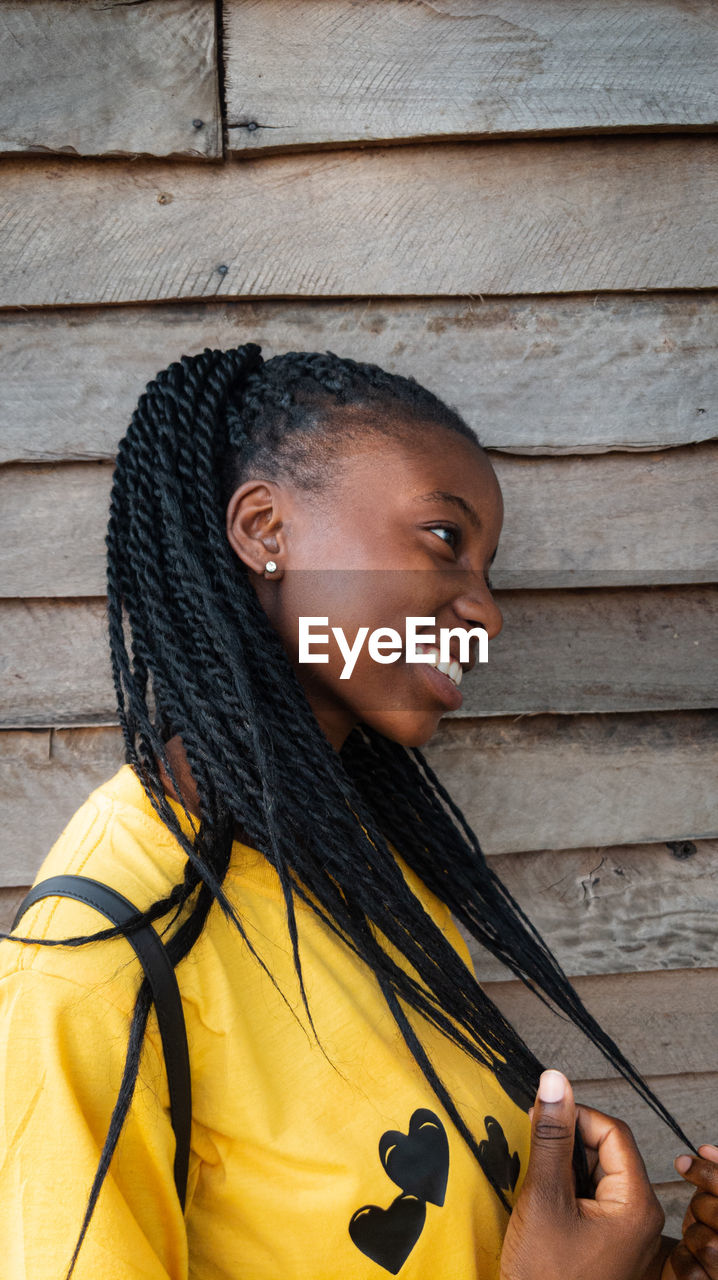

{"left": 1, "top": 765, "right": 188, "bottom": 1002}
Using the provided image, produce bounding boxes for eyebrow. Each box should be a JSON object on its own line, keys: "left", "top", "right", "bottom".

{"left": 417, "top": 490, "right": 483, "bottom": 532}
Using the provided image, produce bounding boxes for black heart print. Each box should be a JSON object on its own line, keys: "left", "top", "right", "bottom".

{"left": 478, "top": 1115, "right": 521, "bottom": 1193}
{"left": 348, "top": 1109, "right": 449, "bottom": 1272}
{"left": 349, "top": 1194, "right": 426, "bottom": 1275}
{"left": 379, "top": 1107, "right": 449, "bottom": 1206}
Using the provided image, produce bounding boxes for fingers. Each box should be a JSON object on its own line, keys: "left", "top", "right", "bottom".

{"left": 666, "top": 1241, "right": 712, "bottom": 1279}
{"left": 685, "top": 1193, "right": 718, "bottom": 1233}
{"left": 676, "top": 1153, "right": 718, "bottom": 1198}
{"left": 574, "top": 1102, "right": 653, "bottom": 1209}
{"left": 524, "top": 1069, "right": 577, "bottom": 1207}
{"left": 676, "top": 1221, "right": 718, "bottom": 1278}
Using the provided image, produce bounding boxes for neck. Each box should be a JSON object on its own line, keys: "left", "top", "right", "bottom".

{"left": 159, "top": 735, "right": 255, "bottom": 849}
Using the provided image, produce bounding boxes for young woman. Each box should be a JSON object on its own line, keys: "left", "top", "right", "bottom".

{"left": 0, "top": 345, "right": 715, "bottom": 1279}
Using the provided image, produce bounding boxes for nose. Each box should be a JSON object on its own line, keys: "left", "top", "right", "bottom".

{"left": 453, "top": 575, "right": 503, "bottom": 642}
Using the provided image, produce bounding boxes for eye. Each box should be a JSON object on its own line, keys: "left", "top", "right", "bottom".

{"left": 427, "top": 523, "right": 460, "bottom": 553}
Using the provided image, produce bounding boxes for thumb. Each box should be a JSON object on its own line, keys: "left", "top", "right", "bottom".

{"left": 525, "top": 1069, "right": 577, "bottom": 1207}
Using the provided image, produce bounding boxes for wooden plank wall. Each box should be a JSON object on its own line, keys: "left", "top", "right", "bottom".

{"left": 1, "top": 0, "right": 716, "bottom": 1236}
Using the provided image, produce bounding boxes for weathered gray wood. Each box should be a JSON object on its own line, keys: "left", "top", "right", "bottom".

{"left": 574, "top": 1073, "right": 716, "bottom": 1186}
{"left": 0, "top": 465, "right": 112, "bottom": 598}
{"left": 225, "top": 0, "right": 718, "bottom": 154}
{"left": 0, "top": 729, "right": 126, "bottom": 886}
{"left": 493, "top": 444, "right": 718, "bottom": 588}
{"left": 2, "top": 294, "right": 717, "bottom": 463}
{"left": 4, "top": 445, "right": 716, "bottom": 596}
{"left": 482, "top": 969, "right": 718, "bottom": 1077}
{"left": 0, "top": 887, "right": 30, "bottom": 933}
{"left": 0, "top": 0, "right": 220, "bottom": 159}
{"left": 425, "top": 711, "right": 718, "bottom": 854}
{"left": 2, "top": 712, "right": 716, "bottom": 881}
{"left": 470, "top": 837, "right": 718, "bottom": 981}
{"left": 3, "top": 588, "right": 716, "bottom": 726}
{"left": 0, "top": 600, "right": 114, "bottom": 726}
{"left": 654, "top": 1182, "right": 695, "bottom": 1240}
{"left": 458, "top": 586, "right": 718, "bottom": 716}
{"left": 2, "top": 139, "right": 717, "bottom": 306}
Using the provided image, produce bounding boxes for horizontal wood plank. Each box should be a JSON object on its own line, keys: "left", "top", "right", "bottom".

{"left": 573, "top": 1073, "right": 716, "bottom": 1185}
{"left": 3, "top": 445, "right": 717, "bottom": 596}
{"left": 654, "top": 1182, "right": 694, "bottom": 1240}
{"left": 3, "top": 587, "right": 716, "bottom": 726}
{"left": 425, "top": 710, "right": 718, "bottom": 854}
{"left": 2, "top": 712, "right": 716, "bottom": 881}
{"left": 459, "top": 586, "right": 718, "bottom": 716}
{"left": 226, "top": 0, "right": 718, "bottom": 154}
{"left": 0, "top": 0, "right": 220, "bottom": 160}
{"left": 469, "top": 837, "right": 718, "bottom": 981}
{"left": 0, "top": 728, "right": 127, "bottom": 886}
{"left": 2, "top": 294, "right": 717, "bottom": 462}
{"left": 2, "top": 138, "right": 717, "bottom": 306}
{"left": 494, "top": 444, "right": 718, "bottom": 588}
{"left": 482, "top": 968, "right": 718, "bottom": 1077}
{"left": 0, "top": 887, "right": 29, "bottom": 934}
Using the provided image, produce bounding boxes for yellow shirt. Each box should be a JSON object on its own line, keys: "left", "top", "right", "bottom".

{"left": 0, "top": 765, "right": 529, "bottom": 1279}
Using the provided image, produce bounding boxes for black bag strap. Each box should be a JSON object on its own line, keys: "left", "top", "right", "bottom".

{"left": 12, "top": 874, "right": 191, "bottom": 1208}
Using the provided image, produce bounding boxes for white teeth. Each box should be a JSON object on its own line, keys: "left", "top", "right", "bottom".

{"left": 417, "top": 646, "right": 463, "bottom": 688}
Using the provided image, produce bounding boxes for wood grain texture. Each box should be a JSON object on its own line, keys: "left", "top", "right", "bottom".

{"left": 0, "top": 887, "right": 30, "bottom": 933}
{"left": 4, "top": 445, "right": 717, "bottom": 597}
{"left": 2, "top": 294, "right": 717, "bottom": 463}
{"left": 2, "top": 445, "right": 711, "bottom": 593}
{"left": 572, "top": 1073, "right": 716, "bottom": 1185}
{"left": 2, "top": 712, "right": 716, "bottom": 881}
{"left": 0, "top": 728, "right": 126, "bottom": 885}
{"left": 493, "top": 444, "right": 718, "bottom": 589}
{"left": 3, "top": 587, "right": 715, "bottom": 726}
{"left": 2, "top": 138, "right": 717, "bottom": 307}
{"left": 482, "top": 969, "right": 718, "bottom": 1080}
{"left": 0, "top": 0, "right": 220, "bottom": 159}
{"left": 654, "top": 1182, "right": 695, "bottom": 1241}
{"left": 424, "top": 710, "right": 718, "bottom": 854}
{"left": 225, "top": 0, "right": 718, "bottom": 153}
{"left": 470, "top": 836, "right": 718, "bottom": 979}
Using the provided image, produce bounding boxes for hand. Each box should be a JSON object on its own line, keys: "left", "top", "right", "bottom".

{"left": 499, "top": 1068, "right": 665, "bottom": 1280}
{"left": 660, "top": 1145, "right": 718, "bottom": 1279}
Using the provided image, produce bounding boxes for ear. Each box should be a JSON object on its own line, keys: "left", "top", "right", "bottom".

{"left": 226, "top": 480, "right": 284, "bottom": 577}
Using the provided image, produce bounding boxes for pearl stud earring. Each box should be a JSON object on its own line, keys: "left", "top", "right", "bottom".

{"left": 264, "top": 560, "right": 278, "bottom": 575}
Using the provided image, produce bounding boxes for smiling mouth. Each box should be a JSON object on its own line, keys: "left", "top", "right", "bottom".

{"left": 413, "top": 643, "right": 463, "bottom": 688}
{"left": 407, "top": 644, "right": 465, "bottom": 713}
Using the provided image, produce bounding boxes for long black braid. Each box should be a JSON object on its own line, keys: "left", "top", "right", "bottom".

{"left": 9, "top": 344, "right": 695, "bottom": 1274}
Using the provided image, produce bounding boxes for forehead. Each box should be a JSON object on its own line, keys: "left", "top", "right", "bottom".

{"left": 329, "top": 421, "right": 502, "bottom": 521}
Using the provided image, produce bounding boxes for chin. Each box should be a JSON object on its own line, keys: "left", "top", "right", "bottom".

{"left": 365, "top": 708, "right": 443, "bottom": 750}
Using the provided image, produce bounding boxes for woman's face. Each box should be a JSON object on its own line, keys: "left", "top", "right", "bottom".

{"left": 227, "top": 416, "right": 503, "bottom": 749}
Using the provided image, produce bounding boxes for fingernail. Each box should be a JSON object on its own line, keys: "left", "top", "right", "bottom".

{"left": 538, "top": 1069, "right": 566, "bottom": 1103}
{"left": 675, "top": 1155, "right": 692, "bottom": 1175}
{"left": 699, "top": 1144, "right": 718, "bottom": 1162}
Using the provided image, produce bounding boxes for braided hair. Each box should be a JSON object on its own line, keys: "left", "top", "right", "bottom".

{"left": 11, "top": 345, "right": 694, "bottom": 1273}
